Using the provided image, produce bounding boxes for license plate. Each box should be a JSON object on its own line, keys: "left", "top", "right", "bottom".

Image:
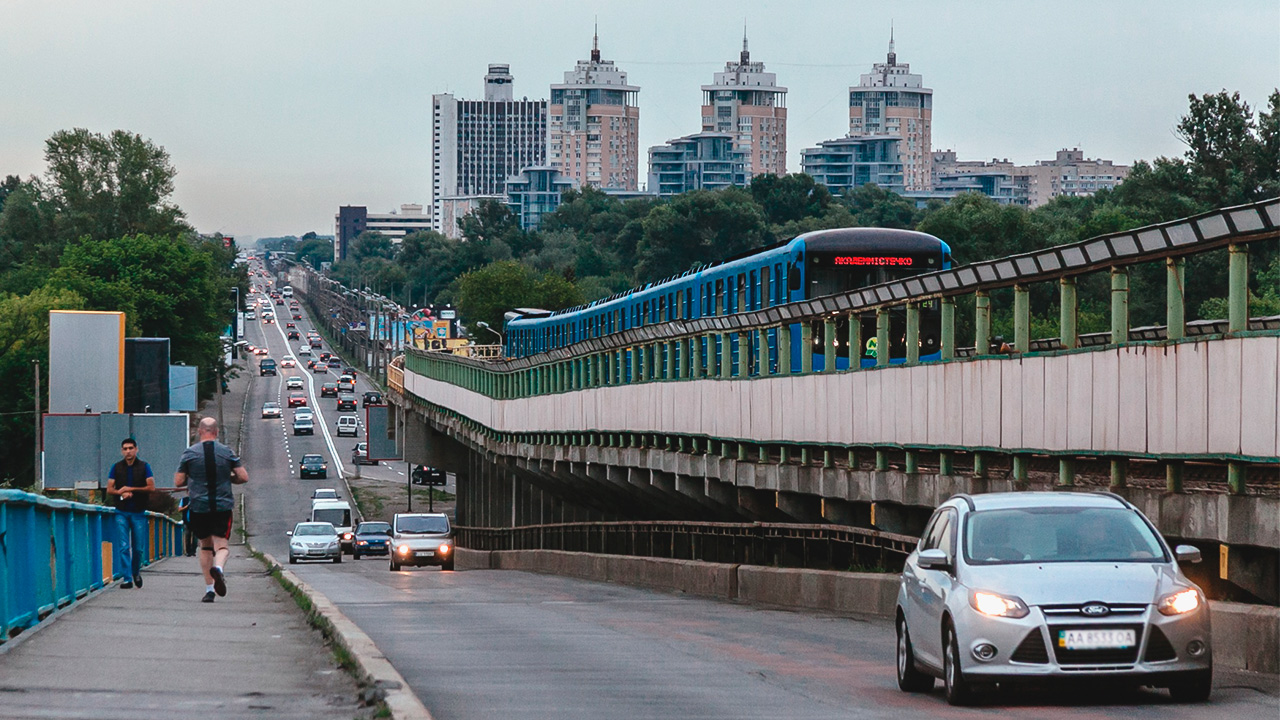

{"left": 415, "top": 551, "right": 434, "bottom": 557}
{"left": 1058, "top": 629, "right": 1135, "bottom": 650}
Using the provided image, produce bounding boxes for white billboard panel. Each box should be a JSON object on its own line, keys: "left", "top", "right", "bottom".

{"left": 49, "top": 310, "right": 125, "bottom": 414}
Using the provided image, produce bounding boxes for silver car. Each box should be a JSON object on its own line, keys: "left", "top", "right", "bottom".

{"left": 287, "top": 522, "right": 342, "bottom": 564}
{"left": 388, "top": 513, "right": 454, "bottom": 571}
{"left": 896, "top": 492, "right": 1211, "bottom": 705}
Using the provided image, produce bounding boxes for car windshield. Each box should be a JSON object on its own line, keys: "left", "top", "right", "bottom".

{"left": 294, "top": 418, "right": 312, "bottom": 425}
{"left": 964, "top": 507, "right": 1167, "bottom": 565}
{"left": 358, "top": 522, "right": 390, "bottom": 535}
{"left": 264, "top": 402, "right": 279, "bottom": 409}
{"left": 302, "top": 455, "right": 323, "bottom": 464}
{"left": 295, "top": 524, "right": 336, "bottom": 537}
{"left": 397, "top": 516, "right": 450, "bottom": 534}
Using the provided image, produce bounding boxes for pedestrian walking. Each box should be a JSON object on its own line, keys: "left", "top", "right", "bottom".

{"left": 174, "top": 417, "right": 248, "bottom": 603}
{"left": 106, "top": 438, "right": 154, "bottom": 589}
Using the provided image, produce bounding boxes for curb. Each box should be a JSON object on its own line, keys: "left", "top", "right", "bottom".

{"left": 256, "top": 549, "right": 435, "bottom": 720}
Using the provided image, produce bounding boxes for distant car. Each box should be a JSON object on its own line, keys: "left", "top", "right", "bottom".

{"left": 338, "top": 373, "right": 355, "bottom": 385}
{"left": 336, "top": 394, "right": 357, "bottom": 411}
{"left": 263, "top": 316, "right": 275, "bottom": 324}
{"left": 388, "top": 513, "right": 454, "bottom": 571}
{"left": 292, "top": 416, "right": 314, "bottom": 435}
{"left": 287, "top": 522, "right": 341, "bottom": 564}
{"left": 275, "top": 298, "right": 284, "bottom": 306}
{"left": 352, "top": 521, "right": 391, "bottom": 559}
{"left": 362, "top": 391, "right": 383, "bottom": 407}
{"left": 292, "top": 313, "right": 302, "bottom": 320}
{"left": 293, "top": 408, "right": 314, "bottom": 423}
{"left": 254, "top": 346, "right": 269, "bottom": 356}
{"left": 259, "top": 358, "right": 277, "bottom": 376}
{"left": 311, "top": 488, "right": 339, "bottom": 501}
{"left": 261, "top": 401, "right": 282, "bottom": 419}
{"left": 327, "top": 358, "right": 343, "bottom": 369}
{"left": 288, "top": 330, "right": 301, "bottom": 340}
{"left": 344, "top": 366, "right": 358, "bottom": 376}
{"left": 310, "top": 337, "right": 323, "bottom": 348}
{"left": 337, "top": 380, "right": 355, "bottom": 395}
{"left": 351, "top": 442, "right": 377, "bottom": 466}
{"left": 286, "top": 376, "right": 304, "bottom": 390}
{"left": 298, "top": 344, "right": 311, "bottom": 355}
{"left": 336, "top": 415, "right": 359, "bottom": 437}
{"left": 895, "top": 492, "right": 1213, "bottom": 706}
{"left": 320, "top": 382, "right": 339, "bottom": 398}
{"left": 299, "top": 454, "right": 327, "bottom": 479}
{"left": 285, "top": 322, "right": 295, "bottom": 329}
{"left": 245, "top": 311, "right": 256, "bottom": 320}
{"left": 312, "top": 363, "right": 327, "bottom": 374}
{"left": 319, "top": 352, "right": 332, "bottom": 362}
{"left": 287, "top": 391, "right": 308, "bottom": 408}
{"left": 280, "top": 356, "right": 297, "bottom": 368}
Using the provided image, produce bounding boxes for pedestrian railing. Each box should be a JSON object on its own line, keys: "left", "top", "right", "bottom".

{"left": 0, "top": 489, "right": 183, "bottom": 643}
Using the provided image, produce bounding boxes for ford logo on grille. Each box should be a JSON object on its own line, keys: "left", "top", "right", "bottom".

{"left": 1081, "top": 603, "right": 1110, "bottom": 616}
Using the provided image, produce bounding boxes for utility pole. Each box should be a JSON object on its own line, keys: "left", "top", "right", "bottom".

{"left": 32, "top": 359, "right": 41, "bottom": 489}
{"left": 217, "top": 362, "right": 225, "bottom": 444}
{"left": 407, "top": 461, "right": 413, "bottom": 512}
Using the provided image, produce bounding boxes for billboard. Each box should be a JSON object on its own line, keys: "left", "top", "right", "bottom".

{"left": 49, "top": 310, "right": 125, "bottom": 414}
{"left": 365, "top": 404, "right": 399, "bottom": 461}
{"left": 125, "top": 338, "right": 170, "bottom": 413}
{"left": 169, "top": 365, "right": 198, "bottom": 412}
{"left": 42, "top": 413, "right": 189, "bottom": 490}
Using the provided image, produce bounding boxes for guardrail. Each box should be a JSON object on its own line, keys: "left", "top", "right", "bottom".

{"left": 0, "top": 489, "right": 183, "bottom": 643}
{"left": 455, "top": 520, "right": 918, "bottom": 572}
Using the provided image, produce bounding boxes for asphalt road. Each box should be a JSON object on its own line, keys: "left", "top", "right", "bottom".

{"left": 235, "top": 270, "right": 1279, "bottom": 720}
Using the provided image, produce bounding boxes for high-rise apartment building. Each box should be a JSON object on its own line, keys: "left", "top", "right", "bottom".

{"left": 800, "top": 136, "right": 905, "bottom": 196}
{"left": 848, "top": 33, "right": 933, "bottom": 191}
{"left": 931, "top": 148, "right": 1130, "bottom": 208}
{"left": 432, "top": 64, "right": 547, "bottom": 232}
{"left": 700, "top": 34, "right": 787, "bottom": 178}
{"left": 548, "top": 31, "right": 640, "bottom": 190}
{"left": 648, "top": 133, "right": 748, "bottom": 197}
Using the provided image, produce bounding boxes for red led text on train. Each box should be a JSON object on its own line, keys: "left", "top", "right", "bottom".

{"left": 831, "top": 256, "right": 914, "bottom": 266}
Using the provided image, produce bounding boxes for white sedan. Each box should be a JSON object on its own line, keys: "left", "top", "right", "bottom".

{"left": 298, "top": 345, "right": 312, "bottom": 356}
{"left": 281, "top": 355, "right": 297, "bottom": 368}
{"left": 286, "top": 376, "right": 304, "bottom": 390}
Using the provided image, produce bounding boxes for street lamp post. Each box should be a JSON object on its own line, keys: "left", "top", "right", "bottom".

{"left": 476, "top": 321, "right": 504, "bottom": 347}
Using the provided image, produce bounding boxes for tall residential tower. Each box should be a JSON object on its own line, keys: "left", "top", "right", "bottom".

{"left": 431, "top": 64, "right": 547, "bottom": 232}
{"left": 548, "top": 30, "right": 640, "bottom": 190}
{"left": 848, "top": 32, "right": 933, "bottom": 191}
{"left": 700, "top": 32, "right": 787, "bottom": 178}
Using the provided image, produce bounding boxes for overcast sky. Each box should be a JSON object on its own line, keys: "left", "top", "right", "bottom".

{"left": 3, "top": 0, "right": 1277, "bottom": 240}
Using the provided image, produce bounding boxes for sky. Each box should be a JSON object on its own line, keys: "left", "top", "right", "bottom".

{"left": 2, "top": 0, "right": 1277, "bottom": 240}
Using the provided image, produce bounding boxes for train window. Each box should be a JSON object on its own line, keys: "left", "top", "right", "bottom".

{"left": 773, "top": 263, "right": 783, "bottom": 305}
{"left": 737, "top": 274, "right": 746, "bottom": 313}
{"left": 788, "top": 257, "right": 802, "bottom": 293}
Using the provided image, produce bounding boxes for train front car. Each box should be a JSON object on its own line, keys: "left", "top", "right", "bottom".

{"left": 795, "top": 227, "right": 951, "bottom": 370}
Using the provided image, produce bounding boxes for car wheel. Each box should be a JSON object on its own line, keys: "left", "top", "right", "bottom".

{"left": 352, "top": 551, "right": 360, "bottom": 560}
{"left": 896, "top": 618, "right": 935, "bottom": 692}
{"left": 289, "top": 557, "right": 297, "bottom": 565}
{"left": 944, "top": 625, "right": 976, "bottom": 706}
{"left": 1167, "top": 668, "right": 1212, "bottom": 703}
{"left": 442, "top": 558, "right": 455, "bottom": 571}
{"left": 333, "top": 553, "right": 342, "bottom": 564}
{"left": 389, "top": 559, "right": 399, "bottom": 571}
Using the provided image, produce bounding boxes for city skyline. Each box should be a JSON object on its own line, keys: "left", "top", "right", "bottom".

{"left": 2, "top": 0, "right": 1276, "bottom": 240}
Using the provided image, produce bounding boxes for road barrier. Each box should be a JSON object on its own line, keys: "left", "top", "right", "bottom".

{"left": 0, "top": 489, "right": 183, "bottom": 643}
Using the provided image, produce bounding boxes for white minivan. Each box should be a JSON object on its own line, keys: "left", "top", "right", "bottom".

{"left": 311, "top": 500, "right": 354, "bottom": 553}
{"left": 336, "top": 415, "right": 359, "bottom": 437}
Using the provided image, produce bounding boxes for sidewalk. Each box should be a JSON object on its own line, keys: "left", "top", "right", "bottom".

{"left": 0, "top": 547, "right": 367, "bottom": 720}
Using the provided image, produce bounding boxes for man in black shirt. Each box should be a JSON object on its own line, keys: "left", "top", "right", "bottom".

{"left": 174, "top": 417, "right": 249, "bottom": 603}
{"left": 107, "top": 438, "right": 154, "bottom": 588}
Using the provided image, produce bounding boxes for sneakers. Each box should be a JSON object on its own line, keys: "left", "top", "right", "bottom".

{"left": 120, "top": 580, "right": 134, "bottom": 589}
{"left": 202, "top": 590, "right": 216, "bottom": 603}
{"left": 211, "top": 567, "right": 227, "bottom": 597}
{"left": 134, "top": 575, "right": 143, "bottom": 588}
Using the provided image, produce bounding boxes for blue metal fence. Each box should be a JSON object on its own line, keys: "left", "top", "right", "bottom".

{"left": 0, "top": 489, "right": 183, "bottom": 643}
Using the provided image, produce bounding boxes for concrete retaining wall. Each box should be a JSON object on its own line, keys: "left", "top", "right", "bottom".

{"left": 457, "top": 548, "right": 1278, "bottom": 675}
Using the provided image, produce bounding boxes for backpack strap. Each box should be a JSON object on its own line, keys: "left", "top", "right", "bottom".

{"left": 202, "top": 441, "right": 218, "bottom": 512}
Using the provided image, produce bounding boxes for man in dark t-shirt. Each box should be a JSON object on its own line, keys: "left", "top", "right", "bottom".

{"left": 174, "top": 417, "right": 249, "bottom": 603}
{"left": 107, "top": 437, "right": 154, "bottom": 588}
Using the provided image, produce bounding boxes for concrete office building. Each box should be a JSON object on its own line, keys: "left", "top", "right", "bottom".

{"left": 334, "top": 204, "right": 432, "bottom": 261}
{"left": 505, "top": 167, "right": 578, "bottom": 231}
{"left": 432, "top": 64, "right": 548, "bottom": 232}
{"left": 437, "top": 195, "right": 506, "bottom": 240}
{"left": 848, "top": 32, "right": 933, "bottom": 192}
{"left": 800, "top": 135, "right": 904, "bottom": 195}
{"left": 648, "top": 133, "right": 748, "bottom": 197}
{"left": 700, "top": 33, "right": 787, "bottom": 178}
{"left": 548, "top": 30, "right": 640, "bottom": 190}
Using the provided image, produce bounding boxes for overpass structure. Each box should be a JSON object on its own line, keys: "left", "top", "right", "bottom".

{"left": 387, "top": 199, "right": 1280, "bottom": 603}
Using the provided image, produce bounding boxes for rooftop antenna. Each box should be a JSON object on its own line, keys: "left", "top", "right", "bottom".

{"left": 591, "top": 18, "right": 600, "bottom": 62}
{"left": 887, "top": 21, "right": 897, "bottom": 65}
{"left": 741, "top": 20, "right": 750, "bottom": 64}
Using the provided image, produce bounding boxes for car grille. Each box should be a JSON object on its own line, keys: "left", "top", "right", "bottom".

{"left": 1010, "top": 631, "right": 1050, "bottom": 664}
{"left": 1048, "top": 623, "right": 1142, "bottom": 665}
{"left": 1041, "top": 603, "right": 1146, "bottom": 618}
{"left": 1144, "top": 626, "right": 1177, "bottom": 662}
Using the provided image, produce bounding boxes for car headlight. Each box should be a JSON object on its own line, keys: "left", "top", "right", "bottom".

{"left": 1157, "top": 588, "right": 1201, "bottom": 616}
{"left": 970, "top": 590, "right": 1030, "bottom": 619}
{"left": 357, "top": 540, "right": 367, "bottom": 546}
{"left": 438, "top": 544, "right": 451, "bottom": 554}
{"left": 343, "top": 533, "right": 353, "bottom": 541}
{"left": 397, "top": 545, "right": 410, "bottom": 555}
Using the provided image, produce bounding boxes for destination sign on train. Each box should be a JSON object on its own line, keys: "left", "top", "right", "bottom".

{"left": 831, "top": 256, "right": 915, "bottom": 266}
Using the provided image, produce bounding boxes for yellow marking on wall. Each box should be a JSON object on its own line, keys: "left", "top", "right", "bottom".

{"left": 1219, "top": 544, "right": 1229, "bottom": 580}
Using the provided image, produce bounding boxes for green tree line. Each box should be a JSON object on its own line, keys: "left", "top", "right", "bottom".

{"left": 327, "top": 90, "right": 1277, "bottom": 337}
{"left": 0, "top": 129, "right": 246, "bottom": 487}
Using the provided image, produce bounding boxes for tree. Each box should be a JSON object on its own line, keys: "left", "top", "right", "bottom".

{"left": 0, "top": 175, "right": 20, "bottom": 214}
{"left": 838, "top": 184, "right": 919, "bottom": 229}
{"left": 749, "top": 173, "right": 832, "bottom": 226}
{"left": 293, "top": 237, "right": 333, "bottom": 270}
{"left": 454, "top": 260, "right": 583, "bottom": 336}
{"left": 636, "top": 189, "right": 768, "bottom": 282}
{"left": 348, "top": 231, "right": 394, "bottom": 263}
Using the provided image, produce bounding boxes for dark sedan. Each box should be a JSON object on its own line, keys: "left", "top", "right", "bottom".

{"left": 352, "top": 521, "right": 391, "bottom": 559}
{"left": 299, "top": 454, "right": 327, "bottom": 479}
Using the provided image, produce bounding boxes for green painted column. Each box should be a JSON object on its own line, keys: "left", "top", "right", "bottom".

{"left": 848, "top": 312, "right": 863, "bottom": 369}
{"left": 875, "top": 308, "right": 890, "bottom": 368}
{"left": 737, "top": 443, "right": 748, "bottom": 461}
{"left": 1228, "top": 244, "right": 1249, "bottom": 332}
{"left": 800, "top": 322, "right": 814, "bottom": 373}
{"left": 1110, "top": 458, "right": 1128, "bottom": 488}
{"left": 720, "top": 333, "right": 732, "bottom": 379}
{"left": 1166, "top": 461, "right": 1183, "bottom": 493}
{"left": 757, "top": 328, "right": 768, "bottom": 376}
{"left": 1166, "top": 257, "right": 1186, "bottom": 340}
{"left": 800, "top": 447, "right": 810, "bottom": 465}
{"left": 680, "top": 338, "right": 691, "bottom": 379}
{"left": 823, "top": 318, "right": 836, "bottom": 371}
{"left": 1228, "top": 462, "right": 1246, "bottom": 495}
{"left": 823, "top": 449, "right": 833, "bottom": 468}
{"left": 940, "top": 299, "right": 955, "bottom": 361}
{"left": 778, "top": 325, "right": 792, "bottom": 374}
{"left": 875, "top": 448, "right": 889, "bottom": 472}
{"left": 1060, "top": 277, "right": 1078, "bottom": 350}
{"left": 1012, "top": 455, "right": 1029, "bottom": 488}
{"left": 975, "top": 291, "right": 991, "bottom": 355}
{"left": 630, "top": 345, "right": 640, "bottom": 384}
{"left": 616, "top": 349, "right": 624, "bottom": 384}
{"left": 1013, "top": 285, "right": 1030, "bottom": 353}
{"left": 1058, "top": 458, "right": 1076, "bottom": 487}
{"left": 779, "top": 445, "right": 790, "bottom": 464}
{"left": 973, "top": 452, "right": 987, "bottom": 479}
{"left": 905, "top": 303, "right": 920, "bottom": 364}
{"left": 691, "top": 336, "right": 702, "bottom": 379}
{"left": 1111, "top": 267, "right": 1129, "bottom": 344}
{"left": 938, "top": 452, "right": 954, "bottom": 476}
{"left": 905, "top": 450, "right": 918, "bottom": 474}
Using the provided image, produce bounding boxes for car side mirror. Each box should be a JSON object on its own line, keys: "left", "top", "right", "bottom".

{"left": 1174, "top": 545, "right": 1202, "bottom": 564}
{"left": 917, "top": 548, "right": 951, "bottom": 571}
{"left": 285, "top": 531, "right": 293, "bottom": 536}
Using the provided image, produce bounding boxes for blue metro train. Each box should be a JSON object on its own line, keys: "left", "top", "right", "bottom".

{"left": 503, "top": 227, "right": 953, "bottom": 374}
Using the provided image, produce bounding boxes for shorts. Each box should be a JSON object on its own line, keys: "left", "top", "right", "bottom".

{"left": 190, "top": 510, "right": 234, "bottom": 540}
